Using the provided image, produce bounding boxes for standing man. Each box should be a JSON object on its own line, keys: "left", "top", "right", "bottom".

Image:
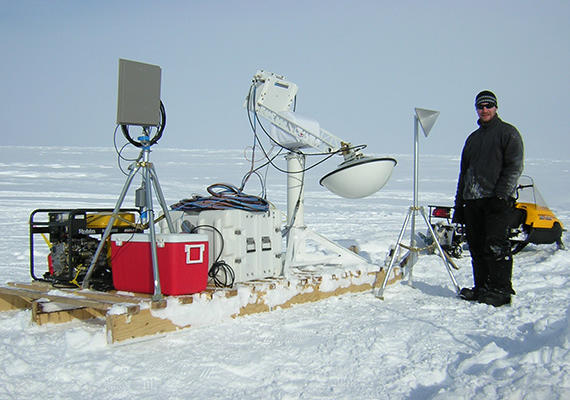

{"left": 453, "top": 90, "right": 524, "bottom": 307}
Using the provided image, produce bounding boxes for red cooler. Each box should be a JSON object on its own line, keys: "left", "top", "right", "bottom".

{"left": 111, "top": 233, "right": 209, "bottom": 295}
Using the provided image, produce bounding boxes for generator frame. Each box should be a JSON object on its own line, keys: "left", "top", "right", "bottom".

{"left": 29, "top": 208, "right": 142, "bottom": 284}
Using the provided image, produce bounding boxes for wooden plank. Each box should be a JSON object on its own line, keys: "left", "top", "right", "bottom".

{"left": 7, "top": 281, "right": 52, "bottom": 290}
{"left": 106, "top": 268, "right": 402, "bottom": 343}
{"left": 0, "top": 286, "right": 140, "bottom": 314}
{"left": 0, "top": 292, "right": 33, "bottom": 311}
{"left": 106, "top": 309, "right": 181, "bottom": 343}
{"left": 7, "top": 282, "right": 152, "bottom": 304}
{"left": 237, "top": 270, "right": 397, "bottom": 316}
{"left": 31, "top": 301, "right": 106, "bottom": 325}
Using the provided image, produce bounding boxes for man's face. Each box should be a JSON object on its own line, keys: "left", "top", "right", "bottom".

{"left": 476, "top": 103, "right": 497, "bottom": 122}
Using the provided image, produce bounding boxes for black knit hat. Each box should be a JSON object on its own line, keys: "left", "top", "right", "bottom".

{"left": 475, "top": 90, "right": 498, "bottom": 108}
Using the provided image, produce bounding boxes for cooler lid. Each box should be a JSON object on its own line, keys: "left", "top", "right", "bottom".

{"left": 111, "top": 233, "right": 208, "bottom": 244}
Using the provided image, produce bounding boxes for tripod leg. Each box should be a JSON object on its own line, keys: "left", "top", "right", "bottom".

{"left": 375, "top": 207, "right": 413, "bottom": 299}
{"left": 420, "top": 207, "right": 460, "bottom": 294}
{"left": 143, "top": 162, "right": 163, "bottom": 300}
{"left": 82, "top": 162, "right": 141, "bottom": 289}
{"left": 407, "top": 207, "right": 418, "bottom": 287}
{"left": 149, "top": 164, "right": 175, "bottom": 233}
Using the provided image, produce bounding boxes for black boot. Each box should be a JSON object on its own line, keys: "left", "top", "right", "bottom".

{"left": 478, "top": 288, "right": 511, "bottom": 307}
{"left": 460, "top": 257, "right": 489, "bottom": 301}
{"left": 459, "top": 287, "right": 480, "bottom": 301}
{"left": 478, "top": 256, "right": 514, "bottom": 307}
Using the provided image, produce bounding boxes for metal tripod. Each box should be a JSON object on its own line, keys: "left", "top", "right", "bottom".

{"left": 82, "top": 134, "right": 175, "bottom": 300}
{"left": 374, "top": 205, "right": 460, "bottom": 299}
{"left": 374, "top": 108, "right": 461, "bottom": 300}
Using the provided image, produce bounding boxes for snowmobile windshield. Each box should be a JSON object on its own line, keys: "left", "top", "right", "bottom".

{"left": 516, "top": 175, "right": 549, "bottom": 208}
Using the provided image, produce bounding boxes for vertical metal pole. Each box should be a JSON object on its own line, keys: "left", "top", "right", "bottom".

{"left": 411, "top": 115, "right": 420, "bottom": 245}
{"left": 142, "top": 145, "right": 162, "bottom": 300}
{"left": 284, "top": 152, "right": 306, "bottom": 275}
{"left": 407, "top": 115, "right": 421, "bottom": 285}
{"left": 285, "top": 152, "right": 305, "bottom": 230}
{"left": 149, "top": 164, "right": 175, "bottom": 233}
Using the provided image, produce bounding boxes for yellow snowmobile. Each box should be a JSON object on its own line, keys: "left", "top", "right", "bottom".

{"left": 509, "top": 175, "right": 565, "bottom": 254}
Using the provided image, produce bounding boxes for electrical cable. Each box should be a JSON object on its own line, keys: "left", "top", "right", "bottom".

{"left": 208, "top": 260, "right": 235, "bottom": 288}
{"left": 121, "top": 101, "right": 166, "bottom": 148}
{"left": 243, "top": 81, "right": 330, "bottom": 237}
{"left": 189, "top": 224, "right": 235, "bottom": 288}
{"left": 240, "top": 168, "right": 269, "bottom": 199}
{"left": 254, "top": 108, "right": 367, "bottom": 158}
{"left": 244, "top": 83, "right": 367, "bottom": 175}
{"left": 171, "top": 183, "right": 270, "bottom": 213}
{"left": 244, "top": 81, "right": 370, "bottom": 238}
{"left": 281, "top": 164, "right": 305, "bottom": 238}
{"left": 246, "top": 84, "right": 301, "bottom": 157}
{"left": 240, "top": 132, "right": 283, "bottom": 197}
{"left": 113, "top": 125, "right": 141, "bottom": 176}
{"left": 240, "top": 86, "right": 271, "bottom": 196}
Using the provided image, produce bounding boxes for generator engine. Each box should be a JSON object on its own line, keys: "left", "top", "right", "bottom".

{"left": 48, "top": 215, "right": 109, "bottom": 285}
{"left": 30, "top": 209, "right": 141, "bottom": 289}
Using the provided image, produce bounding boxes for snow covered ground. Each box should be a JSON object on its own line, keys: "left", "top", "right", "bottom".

{"left": 0, "top": 145, "right": 568, "bottom": 399}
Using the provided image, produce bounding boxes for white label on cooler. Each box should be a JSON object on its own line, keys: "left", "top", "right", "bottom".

{"left": 185, "top": 244, "right": 205, "bottom": 264}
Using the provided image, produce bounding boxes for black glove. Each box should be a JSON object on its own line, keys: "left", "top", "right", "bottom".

{"left": 452, "top": 203, "right": 464, "bottom": 224}
{"left": 491, "top": 196, "right": 513, "bottom": 213}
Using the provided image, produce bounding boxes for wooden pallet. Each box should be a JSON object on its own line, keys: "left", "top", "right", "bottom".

{"left": 0, "top": 266, "right": 401, "bottom": 343}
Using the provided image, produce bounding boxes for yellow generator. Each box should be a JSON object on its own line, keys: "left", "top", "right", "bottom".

{"left": 29, "top": 208, "right": 142, "bottom": 289}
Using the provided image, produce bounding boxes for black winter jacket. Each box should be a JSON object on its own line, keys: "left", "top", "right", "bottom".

{"left": 455, "top": 114, "right": 524, "bottom": 206}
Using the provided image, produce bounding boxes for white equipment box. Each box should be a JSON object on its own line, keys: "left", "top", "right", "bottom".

{"left": 160, "top": 208, "right": 283, "bottom": 284}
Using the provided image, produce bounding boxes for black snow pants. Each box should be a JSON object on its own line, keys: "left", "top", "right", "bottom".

{"left": 463, "top": 197, "right": 515, "bottom": 294}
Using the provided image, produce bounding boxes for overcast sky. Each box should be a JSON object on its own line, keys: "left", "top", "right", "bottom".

{"left": 1, "top": 1, "right": 568, "bottom": 160}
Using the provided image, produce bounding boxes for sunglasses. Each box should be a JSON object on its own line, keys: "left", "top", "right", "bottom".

{"left": 477, "top": 103, "right": 496, "bottom": 110}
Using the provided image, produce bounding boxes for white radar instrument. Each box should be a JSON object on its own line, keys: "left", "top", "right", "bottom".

{"left": 247, "top": 70, "right": 397, "bottom": 271}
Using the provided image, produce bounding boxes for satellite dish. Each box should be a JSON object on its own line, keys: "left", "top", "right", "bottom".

{"left": 319, "top": 157, "right": 397, "bottom": 199}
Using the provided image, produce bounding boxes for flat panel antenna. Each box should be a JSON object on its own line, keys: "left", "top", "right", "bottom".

{"left": 117, "top": 59, "right": 162, "bottom": 126}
